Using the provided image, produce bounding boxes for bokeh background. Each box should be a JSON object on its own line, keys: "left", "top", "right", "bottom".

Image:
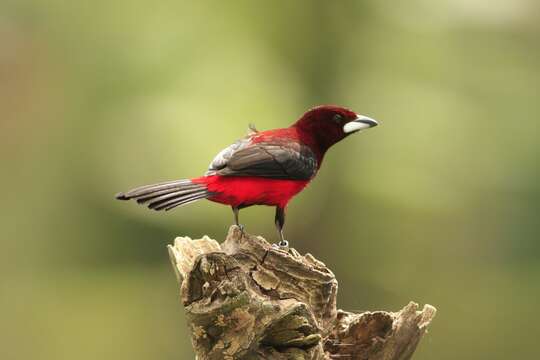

{"left": 2, "top": 0, "right": 539, "bottom": 359}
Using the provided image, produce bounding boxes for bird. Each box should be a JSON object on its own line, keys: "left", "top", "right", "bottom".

{"left": 116, "top": 105, "right": 378, "bottom": 248}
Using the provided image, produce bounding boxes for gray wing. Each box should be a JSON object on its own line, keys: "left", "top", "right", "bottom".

{"left": 206, "top": 137, "right": 251, "bottom": 176}
{"left": 207, "top": 139, "right": 318, "bottom": 180}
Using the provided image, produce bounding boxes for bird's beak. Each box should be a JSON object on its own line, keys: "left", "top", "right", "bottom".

{"left": 343, "top": 115, "right": 379, "bottom": 134}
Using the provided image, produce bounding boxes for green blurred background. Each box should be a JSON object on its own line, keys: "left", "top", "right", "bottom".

{"left": 2, "top": 0, "right": 539, "bottom": 359}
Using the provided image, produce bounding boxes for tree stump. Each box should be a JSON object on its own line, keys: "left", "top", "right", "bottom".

{"left": 167, "top": 226, "right": 436, "bottom": 359}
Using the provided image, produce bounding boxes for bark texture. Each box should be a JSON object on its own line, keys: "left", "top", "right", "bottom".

{"left": 168, "top": 226, "right": 436, "bottom": 360}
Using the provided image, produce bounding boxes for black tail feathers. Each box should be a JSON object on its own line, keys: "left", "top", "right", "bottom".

{"left": 115, "top": 179, "right": 212, "bottom": 211}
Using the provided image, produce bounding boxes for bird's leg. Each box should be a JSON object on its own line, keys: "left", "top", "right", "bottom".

{"left": 274, "top": 206, "right": 289, "bottom": 249}
{"left": 232, "top": 206, "right": 245, "bottom": 234}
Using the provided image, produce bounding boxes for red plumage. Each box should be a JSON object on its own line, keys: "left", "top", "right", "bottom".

{"left": 116, "top": 105, "right": 378, "bottom": 247}
{"left": 193, "top": 175, "right": 310, "bottom": 208}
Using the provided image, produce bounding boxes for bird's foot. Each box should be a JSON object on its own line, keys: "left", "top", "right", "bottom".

{"left": 272, "top": 240, "right": 289, "bottom": 251}
{"left": 236, "top": 224, "right": 245, "bottom": 236}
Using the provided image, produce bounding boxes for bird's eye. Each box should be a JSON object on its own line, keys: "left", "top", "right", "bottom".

{"left": 332, "top": 114, "right": 343, "bottom": 123}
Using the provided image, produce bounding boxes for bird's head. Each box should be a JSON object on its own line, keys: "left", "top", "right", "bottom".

{"left": 293, "top": 105, "right": 378, "bottom": 151}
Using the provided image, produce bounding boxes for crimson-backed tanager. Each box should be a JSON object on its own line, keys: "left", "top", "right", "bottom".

{"left": 116, "top": 105, "right": 378, "bottom": 247}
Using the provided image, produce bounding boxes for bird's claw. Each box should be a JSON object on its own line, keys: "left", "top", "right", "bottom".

{"left": 272, "top": 240, "right": 289, "bottom": 251}
{"left": 238, "top": 224, "right": 245, "bottom": 236}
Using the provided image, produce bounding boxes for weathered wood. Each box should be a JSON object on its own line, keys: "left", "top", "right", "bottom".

{"left": 168, "top": 226, "right": 436, "bottom": 359}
